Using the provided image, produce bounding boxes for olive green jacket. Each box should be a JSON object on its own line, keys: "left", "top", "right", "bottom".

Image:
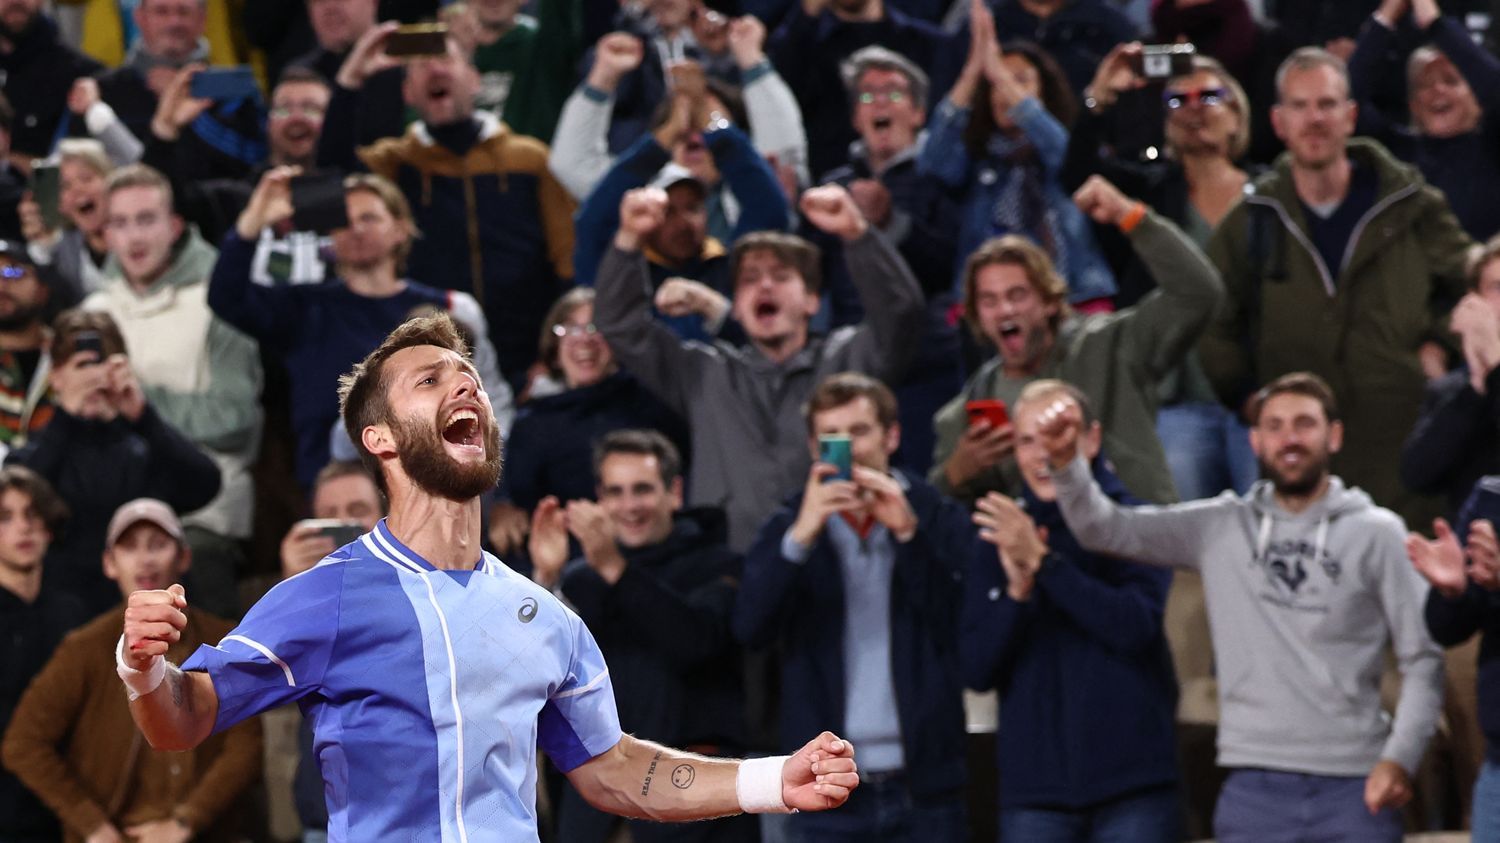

{"left": 930, "top": 211, "right": 1224, "bottom": 505}
{"left": 1200, "top": 137, "right": 1472, "bottom": 515}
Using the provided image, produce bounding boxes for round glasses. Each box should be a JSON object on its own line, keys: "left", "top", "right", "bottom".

{"left": 857, "top": 90, "right": 908, "bottom": 105}
{"left": 552, "top": 322, "right": 599, "bottom": 339}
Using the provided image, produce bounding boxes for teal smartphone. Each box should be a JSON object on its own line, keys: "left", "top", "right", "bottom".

{"left": 818, "top": 435, "right": 852, "bottom": 482}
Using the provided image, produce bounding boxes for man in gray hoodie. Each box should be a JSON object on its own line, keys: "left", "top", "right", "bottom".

{"left": 595, "top": 182, "right": 923, "bottom": 552}
{"left": 1040, "top": 371, "right": 1442, "bottom": 842}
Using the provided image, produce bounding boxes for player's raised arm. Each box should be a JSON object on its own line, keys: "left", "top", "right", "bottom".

{"left": 117, "top": 583, "right": 220, "bottom": 751}
{"left": 565, "top": 732, "right": 858, "bottom": 821}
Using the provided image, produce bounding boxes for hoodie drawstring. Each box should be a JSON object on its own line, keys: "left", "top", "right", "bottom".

{"left": 1254, "top": 509, "right": 1332, "bottom": 564}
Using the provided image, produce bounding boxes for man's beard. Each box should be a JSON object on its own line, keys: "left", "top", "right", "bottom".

{"left": 1260, "top": 446, "right": 1330, "bottom": 497}
{"left": 391, "top": 411, "right": 503, "bottom": 501}
{"left": 0, "top": 300, "right": 44, "bottom": 333}
{"left": 0, "top": 6, "right": 36, "bottom": 42}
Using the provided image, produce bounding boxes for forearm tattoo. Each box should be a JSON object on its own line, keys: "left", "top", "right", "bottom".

{"left": 640, "top": 750, "right": 663, "bottom": 797}
{"left": 166, "top": 667, "right": 193, "bottom": 712}
{"left": 671, "top": 764, "right": 695, "bottom": 789}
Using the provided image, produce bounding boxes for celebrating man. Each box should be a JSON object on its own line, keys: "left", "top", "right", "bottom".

{"left": 115, "top": 314, "right": 858, "bottom": 841}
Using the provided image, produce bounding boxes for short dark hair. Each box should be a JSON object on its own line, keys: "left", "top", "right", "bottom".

{"left": 0, "top": 465, "right": 67, "bottom": 532}
{"left": 730, "top": 231, "right": 823, "bottom": 295}
{"left": 276, "top": 64, "right": 330, "bottom": 90}
{"left": 593, "top": 429, "right": 682, "bottom": 487}
{"left": 1250, "top": 372, "right": 1340, "bottom": 425}
{"left": 337, "top": 314, "right": 472, "bottom": 494}
{"left": 803, "top": 371, "right": 898, "bottom": 434}
{"left": 51, "top": 308, "right": 128, "bottom": 361}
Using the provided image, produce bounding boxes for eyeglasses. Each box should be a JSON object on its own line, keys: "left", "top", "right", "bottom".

{"left": 552, "top": 322, "right": 598, "bottom": 339}
{"left": 269, "top": 104, "right": 326, "bottom": 119}
{"left": 0, "top": 264, "right": 32, "bottom": 280}
{"left": 857, "top": 90, "right": 908, "bottom": 105}
{"left": 1164, "top": 87, "right": 1229, "bottom": 110}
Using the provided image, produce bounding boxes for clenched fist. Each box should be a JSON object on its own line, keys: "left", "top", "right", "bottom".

{"left": 799, "top": 184, "right": 868, "bottom": 241}
{"left": 122, "top": 583, "right": 188, "bottom": 670}
{"left": 1073, "top": 175, "right": 1140, "bottom": 227}
{"left": 614, "top": 187, "right": 669, "bottom": 251}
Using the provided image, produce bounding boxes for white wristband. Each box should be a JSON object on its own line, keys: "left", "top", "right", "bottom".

{"left": 115, "top": 634, "right": 166, "bottom": 701}
{"left": 737, "top": 755, "right": 793, "bottom": 814}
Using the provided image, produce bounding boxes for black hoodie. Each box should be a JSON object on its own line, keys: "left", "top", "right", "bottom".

{"left": 560, "top": 507, "right": 745, "bottom": 750}
{"left": 0, "top": 14, "right": 101, "bottom": 158}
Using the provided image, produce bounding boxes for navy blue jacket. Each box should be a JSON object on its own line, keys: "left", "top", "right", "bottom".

{"left": 497, "top": 371, "right": 690, "bottom": 510}
{"left": 960, "top": 460, "right": 1178, "bottom": 808}
{"left": 1424, "top": 475, "right": 1500, "bottom": 765}
{"left": 563, "top": 507, "right": 745, "bottom": 749}
{"left": 207, "top": 230, "right": 462, "bottom": 488}
{"left": 733, "top": 469, "right": 972, "bottom": 799}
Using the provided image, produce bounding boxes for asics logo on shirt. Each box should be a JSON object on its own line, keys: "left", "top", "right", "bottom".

{"left": 518, "top": 598, "right": 538, "bottom": 623}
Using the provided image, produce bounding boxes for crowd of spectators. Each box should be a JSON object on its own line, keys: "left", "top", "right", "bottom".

{"left": 7, "top": 0, "right": 1500, "bottom": 839}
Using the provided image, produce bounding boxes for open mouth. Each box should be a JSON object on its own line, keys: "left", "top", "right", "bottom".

{"left": 135, "top": 573, "right": 164, "bottom": 591}
{"left": 442, "top": 407, "right": 482, "bottom": 450}
{"left": 754, "top": 300, "right": 779, "bottom": 320}
{"left": 872, "top": 116, "right": 892, "bottom": 131}
{"left": 998, "top": 321, "right": 1022, "bottom": 340}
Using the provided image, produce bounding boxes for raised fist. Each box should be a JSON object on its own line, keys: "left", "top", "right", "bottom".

{"left": 1073, "top": 175, "right": 1139, "bottom": 227}
{"left": 614, "top": 187, "right": 669, "bottom": 251}
{"left": 799, "top": 184, "right": 868, "bottom": 241}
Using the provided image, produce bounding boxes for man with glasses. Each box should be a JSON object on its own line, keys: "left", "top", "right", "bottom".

{"left": 818, "top": 44, "right": 960, "bottom": 474}
{"left": 1201, "top": 46, "right": 1473, "bottom": 527}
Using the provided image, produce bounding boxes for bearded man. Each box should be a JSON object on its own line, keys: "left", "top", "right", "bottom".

{"left": 1039, "top": 370, "right": 1443, "bottom": 843}
{"left": 112, "top": 313, "right": 860, "bottom": 841}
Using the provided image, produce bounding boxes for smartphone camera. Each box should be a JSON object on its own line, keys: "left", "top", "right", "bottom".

{"left": 1133, "top": 43, "right": 1197, "bottom": 80}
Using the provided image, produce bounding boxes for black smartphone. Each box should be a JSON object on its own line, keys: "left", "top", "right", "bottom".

{"left": 385, "top": 23, "right": 449, "bottom": 58}
{"left": 1133, "top": 44, "right": 1196, "bottom": 80}
{"left": 189, "top": 66, "right": 259, "bottom": 101}
{"left": 303, "top": 518, "right": 365, "bottom": 547}
{"left": 73, "top": 329, "right": 103, "bottom": 363}
{"left": 290, "top": 172, "right": 349, "bottom": 234}
{"left": 30, "top": 162, "right": 60, "bottom": 230}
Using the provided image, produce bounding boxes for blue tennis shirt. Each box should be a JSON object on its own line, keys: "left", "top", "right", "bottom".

{"left": 182, "top": 519, "right": 623, "bottom": 841}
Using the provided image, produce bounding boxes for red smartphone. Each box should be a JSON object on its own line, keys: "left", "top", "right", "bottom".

{"left": 965, "top": 399, "right": 1010, "bottom": 429}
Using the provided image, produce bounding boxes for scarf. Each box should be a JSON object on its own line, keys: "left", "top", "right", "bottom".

{"left": 986, "top": 132, "right": 1073, "bottom": 283}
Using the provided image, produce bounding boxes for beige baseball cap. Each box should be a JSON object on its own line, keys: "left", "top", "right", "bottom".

{"left": 105, "top": 498, "right": 185, "bottom": 549}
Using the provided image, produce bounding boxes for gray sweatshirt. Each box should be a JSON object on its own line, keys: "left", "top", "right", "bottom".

{"left": 593, "top": 229, "right": 924, "bottom": 551}
{"left": 1053, "top": 455, "right": 1443, "bottom": 776}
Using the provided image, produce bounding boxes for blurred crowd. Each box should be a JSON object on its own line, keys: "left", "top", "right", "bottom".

{"left": 3, "top": 0, "right": 1500, "bottom": 839}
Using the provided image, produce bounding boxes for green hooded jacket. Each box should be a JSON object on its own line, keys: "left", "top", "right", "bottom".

{"left": 1200, "top": 137, "right": 1472, "bottom": 519}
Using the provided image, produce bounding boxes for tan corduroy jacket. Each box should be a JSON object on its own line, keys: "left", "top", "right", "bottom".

{"left": 1, "top": 606, "right": 262, "bottom": 842}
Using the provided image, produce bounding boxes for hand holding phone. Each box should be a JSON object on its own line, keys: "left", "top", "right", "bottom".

{"left": 965, "top": 399, "right": 1010, "bottom": 430}
{"left": 189, "top": 66, "right": 259, "bottom": 101}
{"left": 385, "top": 23, "right": 450, "bottom": 58}
{"left": 290, "top": 172, "right": 350, "bottom": 234}
{"left": 301, "top": 518, "right": 366, "bottom": 548}
{"left": 29, "top": 163, "right": 60, "bottom": 231}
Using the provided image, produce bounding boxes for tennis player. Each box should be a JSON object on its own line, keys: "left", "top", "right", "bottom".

{"left": 116, "top": 314, "right": 858, "bottom": 840}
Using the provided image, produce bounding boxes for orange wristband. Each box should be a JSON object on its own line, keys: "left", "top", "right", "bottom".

{"left": 1118, "top": 202, "right": 1148, "bottom": 234}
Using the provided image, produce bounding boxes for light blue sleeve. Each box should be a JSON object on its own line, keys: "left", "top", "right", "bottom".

{"left": 537, "top": 605, "right": 623, "bottom": 772}
{"left": 182, "top": 561, "right": 344, "bottom": 734}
